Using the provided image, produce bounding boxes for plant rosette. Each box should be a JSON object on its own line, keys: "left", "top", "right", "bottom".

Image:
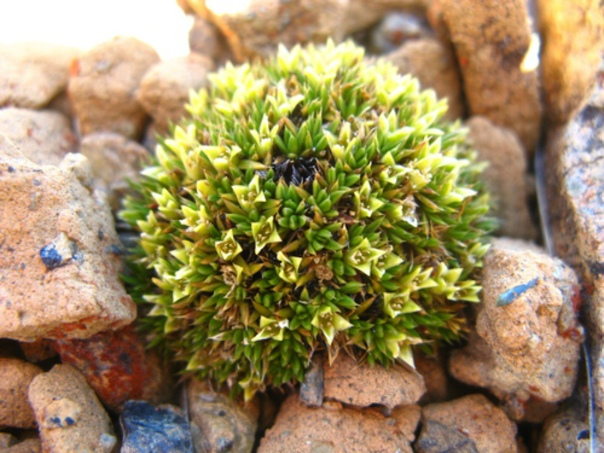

{"left": 121, "top": 40, "right": 494, "bottom": 400}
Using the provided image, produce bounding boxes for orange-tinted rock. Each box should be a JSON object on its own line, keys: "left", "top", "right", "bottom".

{"left": 537, "top": 0, "right": 604, "bottom": 125}
{"left": 385, "top": 37, "right": 464, "bottom": 120}
{"left": 0, "top": 108, "right": 77, "bottom": 167}
{"left": 323, "top": 353, "right": 426, "bottom": 409}
{"left": 450, "top": 239, "right": 583, "bottom": 403}
{"left": 68, "top": 36, "right": 159, "bottom": 139}
{"left": 0, "top": 147, "right": 135, "bottom": 341}
{"left": 0, "top": 42, "right": 81, "bottom": 109}
{"left": 421, "top": 394, "right": 518, "bottom": 453}
{"left": 28, "top": 364, "right": 116, "bottom": 452}
{"left": 0, "top": 358, "right": 42, "bottom": 428}
{"left": 137, "top": 54, "right": 213, "bottom": 133}
{"left": 437, "top": 0, "right": 542, "bottom": 154}
{"left": 466, "top": 116, "right": 537, "bottom": 239}
{"left": 55, "top": 324, "right": 169, "bottom": 413}
{"left": 258, "top": 395, "right": 416, "bottom": 452}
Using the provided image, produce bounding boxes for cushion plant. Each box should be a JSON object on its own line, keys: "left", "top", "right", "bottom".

{"left": 121, "top": 40, "right": 493, "bottom": 400}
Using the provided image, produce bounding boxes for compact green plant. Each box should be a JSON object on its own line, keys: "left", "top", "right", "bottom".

{"left": 121, "top": 40, "right": 493, "bottom": 400}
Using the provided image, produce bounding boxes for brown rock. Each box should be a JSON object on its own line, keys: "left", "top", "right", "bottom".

{"left": 384, "top": 37, "right": 464, "bottom": 120}
{"left": 55, "top": 324, "right": 170, "bottom": 413}
{"left": 537, "top": 0, "right": 604, "bottom": 125}
{"left": 391, "top": 404, "right": 421, "bottom": 443}
{"left": 0, "top": 148, "right": 136, "bottom": 341}
{"left": 0, "top": 108, "right": 77, "bottom": 167}
{"left": 258, "top": 395, "right": 415, "bottom": 453}
{"left": 68, "top": 36, "right": 159, "bottom": 139}
{"left": 28, "top": 364, "right": 116, "bottom": 453}
{"left": 0, "top": 359, "right": 42, "bottom": 428}
{"left": 450, "top": 238, "right": 583, "bottom": 404}
{"left": 537, "top": 401, "right": 593, "bottom": 453}
{"left": 543, "top": 64, "right": 604, "bottom": 447}
{"left": 466, "top": 116, "right": 537, "bottom": 239}
{"left": 0, "top": 42, "right": 80, "bottom": 109}
{"left": 323, "top": 353, "right": 426, "bottom": 409}
{"left": 137, "top": 54, "right": 213, "bottom": 133}
{"left": 187, "top": 379, "right": 259, "bottom": 453}
{"left": 414, "top": 352, "right": 449, "bottom": 403}
{"left": 189, "top": 17, "right": 233, "bottom": 66}
{"left": 438, "top": 0, "right": 542, "bottom": 154}
{"left": 18, "top": 339, "right": 57, "bottom": 364}
{"left": 192, "top": 0, "right": 350, "bottom": 61}
{"left": 421, "top": 394, "right": 518, "bottom": 453}
{"left": 0, "top": 438, "right": 42, "bottom": 453}
{"left": 80, "top": 132, "right": 149, "bottom": 211}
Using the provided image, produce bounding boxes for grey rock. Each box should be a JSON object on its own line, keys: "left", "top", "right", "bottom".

{"left": 187, "top": 379, "right": 258, "bottom": 453}
{"left": 80, "top": 132, "right": 149, "bottom": 212}
{"left": 0, "top": 42, "right": 81, "bottom": 109}
{"left": 544, "top": 61, "right": 604, "bottom": 449}
{"left": 299, "top": 354, "right": 324, "bottom": 407}
{"left": 415, "top": 420, "right": 478, "bottom": 453}
{"left": 370, "top": 12, "right": 432, "bottom": 54}
{"left": 0, "top": 108, "right": 77, "bottom": 166}
{"left": 120, "top": 401, "right": 194, "bottom": 453}
{"left": 68, "top": 36, "right": 159, "bottom": 139}
{"left": 28, "top": 364, "right": 116, "bottom": 453}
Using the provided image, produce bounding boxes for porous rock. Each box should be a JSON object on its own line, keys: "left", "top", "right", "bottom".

{"left": 421, "top": 394, "right": 518, "bottom": 453}
{"left": 120, "top": 401, "right": 194, "bottom": 453}
{"left": 0, "top": 146, "right": 136, "bottom": 341}
{"left": 68, "top": 36, "right": 159, "bottom": 139}
{"left": 323, "top": 353, "right": 425, "bottom": 409}
{"left": 80, "top": 132, "right": 148, "bottom": 211}
{"left": 384, "top": 37, "right": 464, "bottom": 120}
{"left": 0, "top": 42, "right": 80, "bottom": 109}
{"left": 54, "top": 324, "right": 169, "bottom": 413}
{"left": 0, "top": 108, "right": 77, "bottom": 167}
{"left": 537, "top": 0, "right": 604, "bottom": 125}
{"left": 187, "top": 379, "right": 259, "bottom": 453}
{"left": 137, "top": 54, "right": 213, "bottom": 133}
{"left": 0, "top": 358, "right": 42, "bottom": 429}
{"left": 537, "top": 400, "right": 592, "bottom": 453}
{"left": 0, "top": 438, "right": 42, "bottom": 453}
{"left": 466, "top": 116, "right": 537, "bottom": 239}
{"left": 544, "top": 63, "right": 604, "bottom": 448}
{"left": 258, "top": 395, "right": 415, "bottom": 453}
{"left": 437, "top": 0, "right": 542, "bottom": 154}
{"left": 28, "top": 364, "right": 116, "bottom": 453}
{"left": 450, "top": 238, "right": 583, "bottom": 404}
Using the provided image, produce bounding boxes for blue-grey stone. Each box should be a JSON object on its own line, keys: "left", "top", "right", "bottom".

{"left": 120, "top": 400, "right": 194, "bottom": 453}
